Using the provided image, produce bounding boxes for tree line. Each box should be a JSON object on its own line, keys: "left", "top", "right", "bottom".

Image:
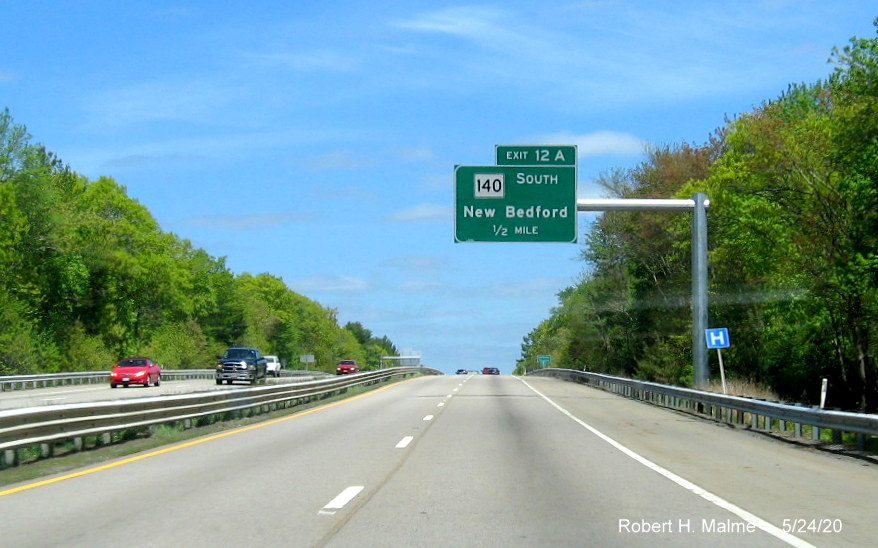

{"left": 0, "top": 110, "right": 398, "bottom": 375}
{"left": 516, "top": 21, "right": 878, "bottom": 413}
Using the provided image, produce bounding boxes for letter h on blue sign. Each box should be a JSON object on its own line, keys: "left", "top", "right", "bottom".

{"left": 705, "top": 328, "right": 730, "bottom": 349}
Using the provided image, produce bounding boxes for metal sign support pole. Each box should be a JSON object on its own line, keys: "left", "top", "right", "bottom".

{"left": 691, "top": 192, "right": 709, "bottom": 388}
{"left": 577, "top": 192, "right": 710, "bottom": 388}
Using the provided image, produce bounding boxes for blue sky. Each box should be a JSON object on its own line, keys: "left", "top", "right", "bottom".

{"left": 2, "top": 2, "right": 875, "bottom": 373}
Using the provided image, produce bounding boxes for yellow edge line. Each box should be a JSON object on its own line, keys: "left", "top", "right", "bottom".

{"left": 0, "top": 377, "right": 417, "bottom": 497}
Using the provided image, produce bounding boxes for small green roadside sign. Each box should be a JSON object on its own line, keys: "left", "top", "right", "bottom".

{"left": 538, "top": 355, "right": 552, "bottom": 368}
{"left": 496, "top": 145, "right": 577, "bottom": 166}
{"left": 454, "top": 165, "right": 577, "bottom": 243}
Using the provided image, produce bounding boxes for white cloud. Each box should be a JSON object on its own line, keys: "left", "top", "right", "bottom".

{"left": 244, "top": 49, "right": 360, "bottom": 73}
{"left": 104, "top": 152, "right": 204, "bottom": 169}
{"left": 389, "top": 3, "right": 819, "bottom": 109}
{"left": 386, "top": 146, "right": 434, "bottom": 163}
{"left": 385, "top": 203, "right": 452, "bottom": 223}
{"left": 308, "top": 184, "right": 379, "bottom": 202}
{"left": 535, "top": 131, "right": 647, "bottom": 157}
{"left": 421, "top": 173, "right": 448, "bottom": 190}
{"left": 393, "top": 6, "right": 508, "bottom": 38}
{"left": 291, "top": 274, "right": 369, "bottom": 293}
{"left": 303, "top": 149, "right": 381, "bottom": 170}
{"left": 398, "top": 280, "right": 446, "bottom": 292}
{"left": 68, "top": 128, "right": 352, "bottom": 176}
{"left": 383, "top": 255, "right": 450, "bottom": 274}
{"left": 82, "top": 80, "right": 241, "bottom": 128}
{"left": 493, "top": 277, "right": 572, "bottom": 298}
{"left": 180, "top": 212, "right": 318, "bottom": 230}
{"left": 393, "top": 6, "right": 563, "bottom": 75}
{"left": 152, "top": 7, "right": 201, "bottom": 20}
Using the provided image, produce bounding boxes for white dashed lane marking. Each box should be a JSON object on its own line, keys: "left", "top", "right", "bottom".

{"left": 319, "top": 486, "right": 364, "bottom": 515}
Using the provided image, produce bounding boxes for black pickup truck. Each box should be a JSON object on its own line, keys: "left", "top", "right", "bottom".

{"left": 215, "top": 347, "right": 268, "bottom": 385}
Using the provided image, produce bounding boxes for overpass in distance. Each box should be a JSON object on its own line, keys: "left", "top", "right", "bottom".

{"left": 0, "top": 374, "right": 874, "bottom": 547}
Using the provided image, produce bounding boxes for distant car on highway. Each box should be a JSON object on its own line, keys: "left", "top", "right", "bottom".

{"left": 110, "top": 357, "right": 162, "bottom": 388}
{"left": 265, "top": 355, "right": 282, "bottom": 377}
{"left": 482, "top": 367, "right": 500, "bottom": 375}
{"left": 336, "top": 360, "right": 359, "bottom": 374}
{"left": 455, "top": 369, "right": 468, "bottom": 375}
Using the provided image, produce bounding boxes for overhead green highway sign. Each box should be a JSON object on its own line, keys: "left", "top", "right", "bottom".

{"left": 454, "top": 164, "right": 577, "bottom": 243}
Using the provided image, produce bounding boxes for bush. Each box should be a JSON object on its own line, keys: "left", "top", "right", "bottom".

{"left": 63, "top": 322, "right": 114, "bottom": 371}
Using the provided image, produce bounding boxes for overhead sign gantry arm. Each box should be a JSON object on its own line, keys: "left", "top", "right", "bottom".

{"left": 577, "top": 193, "right": 711, "bottom": 387}
{"left": 454, "top": 144, "right": 710, "bottom": 387}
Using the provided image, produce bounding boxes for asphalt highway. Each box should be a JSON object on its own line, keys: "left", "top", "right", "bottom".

{"left": 1, "top": 374, "right": 874, "bottom": 547}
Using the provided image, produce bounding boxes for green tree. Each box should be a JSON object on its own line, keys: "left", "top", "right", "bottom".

{"left": 0, "top": 108, "right": 403, "bottom": 377}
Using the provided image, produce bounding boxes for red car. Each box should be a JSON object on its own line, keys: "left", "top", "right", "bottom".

{"left": 482, "top": 367, "right": 500, "bottom": 375}
{"left": 336, "top": 360, "right": 360, "bottom": 375}
{"left": 110, "top": 357, "right": 162, "bottom": 388}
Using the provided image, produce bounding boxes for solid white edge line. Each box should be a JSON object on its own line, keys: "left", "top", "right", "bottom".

{"left": 396, "top": 436, "right": 414, "bottom": 448}
{"left": 320, "top": 486, "right": 365, "bottom": 514}
{"left": 517, "top": 377, "right": 815, "bottom": 548}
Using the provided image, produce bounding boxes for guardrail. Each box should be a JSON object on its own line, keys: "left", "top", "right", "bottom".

{"left": 0, "top": 367, "right": 441, "bottom": 467}
{"left": 0, "top": 369, "right": 334, "bottom": 391}
{"left": 528, "top": 368, "right": 878, "bottom": 450}
{"left": 1, "top": 371, "right": 114, "bottom": 391}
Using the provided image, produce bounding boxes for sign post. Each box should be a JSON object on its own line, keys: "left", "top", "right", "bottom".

{"left": 454, "top": 147, "right": 714, "bottom": 388}
{"left": 580, "top": 194, "right": 711, "bottom": 388}
{"left": 705, "top": 328, "right": 730, "bottom": 394}
{"left": 537, "top": 355, "right": 552, "bottom": 368}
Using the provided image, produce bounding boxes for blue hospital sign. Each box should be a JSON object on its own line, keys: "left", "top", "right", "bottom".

{"left": 705, "top": 328, "right": 730, "bottom": 349}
